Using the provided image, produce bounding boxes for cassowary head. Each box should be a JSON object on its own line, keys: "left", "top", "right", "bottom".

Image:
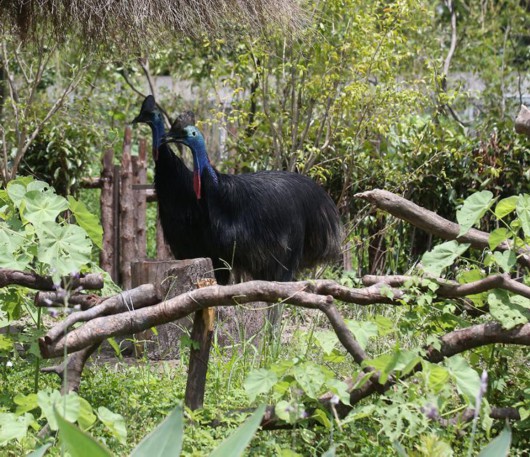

{"left": 164, "top": 112, "right": 211, "bottom": 200}
{"left": 132, "top": 95, "right": 164, "bottom": 160}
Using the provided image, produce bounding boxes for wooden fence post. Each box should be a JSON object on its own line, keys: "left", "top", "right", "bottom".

{"left": 99, "top": 148, "right": 114, "bottom": 277}
{"left": 132, "top": 138, "right": 147, "bottom": 261}
{"left": 120, "top": 126, "right": 134, "bottom": 290}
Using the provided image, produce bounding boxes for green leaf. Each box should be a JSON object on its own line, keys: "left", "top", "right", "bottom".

{"left": 131, "top": 404, "right": 183, "bottom": 457}
{"left": 314, "top": 331, "right": 338, "bottom": 355}
{"left": 37, "top": 390, "right": 79, "bottom": 431}
{"left": 14, "top": 393, "right": 39, "bottom": 415}
{"left": 6, "top": 181, "right": 29, "bottom": 208}
{"left": 293, "top": 362, "right": 326, "bottom": 399}
{"left": 0, "top": 412, "right": 34, "bottom": 445}
{"left": 244, "top": 369, "right": 278, "bottom": 402}
{"left": 56, "top": 409, "right": 112, "bottom": 457}
{"left": 321, "top": 445, "right": 336, "bottom": 457}
{"left": 478, "top": 425, "right": 511, "bottom": 457}
{"left": 36, "top": 222, "right": 92, "bottom": 278}
{"left": 372, "top": 315, "right": 394, "bottom": 336}
{"left": 424, "top": 363, "right": 450, "bottom": 393}
{"left": 488, "top": 289, "right": 530, "bottom": 329}
{"left": 495, "top": 196, "right": 518, "bottom": 219}
{"left": 345, "top": 320, "right": 378, "bottom": 350}
{"left": 445, "top": 356, "right": 481, "bottom": 405}
{"left": 68, "top": 196, "right": 103, "bottom": 249}
{"left": 26, "top": 443, "right": 52, "bottom": 457}
{"left": 516, "top": 194, "right": 530, "bottom": 238}
{"left": 488, "top": 228, "right": 510, "bottom": 251}
{"left": 274, "top": 400, "right": 293, "bottom": 423}
{"left": 456, "top": 191, "right": 494, "bottom": 236}
{"left": 23, "top": 190, "right": 69, "bottom": 225}
{"left": 492, "top": 251, "right": 516, "bottom": 273}
{"left": 0, "top": 228, "right": 31, "bottom": 270}
{"left": 96, "top": 407, "right": 127, "bottom": 444}
{"left": 457, "top": 268, "right": 487, "bottom": 307}
{"left": 421, "top": 241, "right": 470, "bottom": 277}
{"left": 77, "top": 397, "right": 97, "bottom": 431}
{"left": 209, "top": 405, "right": 265, "bottom": 457}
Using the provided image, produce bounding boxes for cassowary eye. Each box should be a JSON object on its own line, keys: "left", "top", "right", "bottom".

{"left": 192, "top": 131, "right": 197, "bottom": 137}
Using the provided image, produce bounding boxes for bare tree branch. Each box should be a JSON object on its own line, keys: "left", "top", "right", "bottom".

{"left": 355, "top": 189, "right": 530, "bottom": 268}
{"left": 0, "top": 269, "right": 104, "bottom": 291}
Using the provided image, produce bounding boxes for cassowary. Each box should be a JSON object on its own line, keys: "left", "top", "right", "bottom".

{"left": 132, "top": 96, "right": 213, "bottom": 265}
{"left": 163, "top": 113, "right": 341, "bottom": 283}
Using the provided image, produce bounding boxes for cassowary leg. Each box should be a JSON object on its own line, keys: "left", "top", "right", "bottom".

{"left": 266, "top": 268, "right": 293, "bottom": 332}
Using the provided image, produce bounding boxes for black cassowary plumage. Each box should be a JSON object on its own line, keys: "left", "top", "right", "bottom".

{"left": 132, "top": 96, "right": 213, "bottom": 264}
{"left": 163, "top": 114, "right": 341, "bottom": 282}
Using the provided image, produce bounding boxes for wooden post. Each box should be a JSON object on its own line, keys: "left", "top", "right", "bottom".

{"left": 100, "top": 148, "right": 114, "bottom": 276}
{"left": 184, "top": 278, "right": 216, "bottom": 411}
{"left": 112, "top": 164, "right": 121, "bottom": 283}
{"left": 132, "top": 138, "right": 147, "bottom": 260}
{"left": 120, "top": 126, "right": 134, "bottom": 289}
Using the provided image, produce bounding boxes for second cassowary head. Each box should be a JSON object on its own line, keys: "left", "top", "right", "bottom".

{"left": 163, "top": 111, "right": 211, "bottom": 200}
{"left": 131, "top": 95, "right": 165, "bottom": 161}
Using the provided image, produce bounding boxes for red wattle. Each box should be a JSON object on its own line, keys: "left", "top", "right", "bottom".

{"left": 193, "top": 171, "right": 201, "bottom": 200}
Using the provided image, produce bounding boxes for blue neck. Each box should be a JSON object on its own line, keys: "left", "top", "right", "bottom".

{"left": 151, "top": 114, "right": 165, "bottom": 152}
{"left": 190, "top": 139, "right": 219, "bottom": 186}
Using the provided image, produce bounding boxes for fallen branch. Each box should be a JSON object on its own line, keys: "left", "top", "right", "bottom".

{"left": 35, "top": 292, "right": 102, "bottom": 309}
{"left": 363, "top": 273, "right": 530, "bottom": 300}
{"left": 0, "top": 269, "right": 104, "bottom": 291}
{"left": 355, "top": 190, "right": 530, "bottom": 268}
{"left": 44, "top": 284, "right": 159, "bottom": 344}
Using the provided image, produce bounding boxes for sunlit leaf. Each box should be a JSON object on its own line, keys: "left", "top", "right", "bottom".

{"left": 36, "top": 222, "right": 92, "bottom": 278}
{"left": 0, "top": 412, "right": 34, "bottom": 445}
{"left": 96, "top": 407, "right": 127, "bottom": 444}
{"left": 57, "top": 409, "right": 112, "bottom": 457}
{"left": 131, "top": 404, "right": 183, "bottom": 457}
{"left": 456, "top": 191, "right": 494, "bottom": 236}
{"left": 445, "top": 356, "right": 481, "bottom": 405}
{"left": 494, "top": 196, "right": 518, "bottom": 219}
{"left": 244, "top": 369, "right": 278, "bottom": 402}
{"left": 478, "top": 425, "right": 511, "bottom": 457}
{"left": 421, "top": 241, "right": 470, "bottom": 277}
{"left": 516, "top": 194, "right": 530, "bottom": 238}
{"left": 23, "top": 190, "right": 69, "bottom": 225}
{"left": 488, "top": 228, "right": 510, "bottom": 251}
{"left": 488, "top": 289, "right": 530, "bottom": 329}
{"left": 68, "top": 196, "right": 103, "bottom": 249}
{"left": 345, "top": 320, "right": 378, "bottom": 350}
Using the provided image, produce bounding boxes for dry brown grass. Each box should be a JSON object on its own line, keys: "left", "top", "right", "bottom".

{"left": 1, "top": 0, "right": 305, "bottom": 48}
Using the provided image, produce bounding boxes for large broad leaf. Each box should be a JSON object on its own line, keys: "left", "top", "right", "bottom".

{"left": 56, "top": 410, "right": 112, "bottom": 457}
{"left": 345, "top": 320, "right": 378, "bottom": 350}
{"left": 456, "top": 191, "right": 494, "bottom": 236}
{"left": 209, "top": 405, "right": 266, "bottom": 457}
{"left": 516, "top": 194, "right": 530, "bottom": 238}
{"left": 68, "top": 196, "right": 103, "bottom": 249}
{"left": 36, "top": 222, "right": 92, "bottom": 278}
{"left": 14, "top": 393, "right": 39, "bottom": 415}
{"left": 314, "top": 331, "right": 339, "bottom": 355}
{"left": 244, "top": 369, "right": 278, "bottom": 402}
{"left": 0, "top": 228, "right": 31, "bottom": 270}
{"left": 23, "top": 190, "right": 69, "bottom": 225}
{"left": 0, "top": 412, "right": 35, "bottom": 445}
{"left": 293, "top": 362, "right": 326, "bottom": 399}
{"left": 488, "top": 228, "right": 511, "bottom": 251}
{"left": 96, "top": 407, "right": 127, "bottom": 444}
{"left": 488, "top": 289, "right": 530, "bottom": 330}
{"left": 421, "top": 241, "right": 470, "bottom": 277}
{"left": 495, "top": 196, "right": 518, "bottom": 219}
{"left": 26, "top": 443, "right": 52, "bottom": 457}
{"left": 445, "top": 355, "right": 481, "bottom": 405}
{"left": 77, "top": 397, "right": 97, "bottom": 431}
{"left": 131, "top": 405, "right": 184, "bottom": 457}
{"left": 478, "top": 425, "right": 511, "bottom": 457}
{"left": 37, "top": 390, "right": 80, "bottom": 431}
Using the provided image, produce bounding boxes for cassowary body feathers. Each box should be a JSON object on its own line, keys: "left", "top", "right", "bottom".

{"left": 164, "top": 116, "right": 341, "bottom": 282}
